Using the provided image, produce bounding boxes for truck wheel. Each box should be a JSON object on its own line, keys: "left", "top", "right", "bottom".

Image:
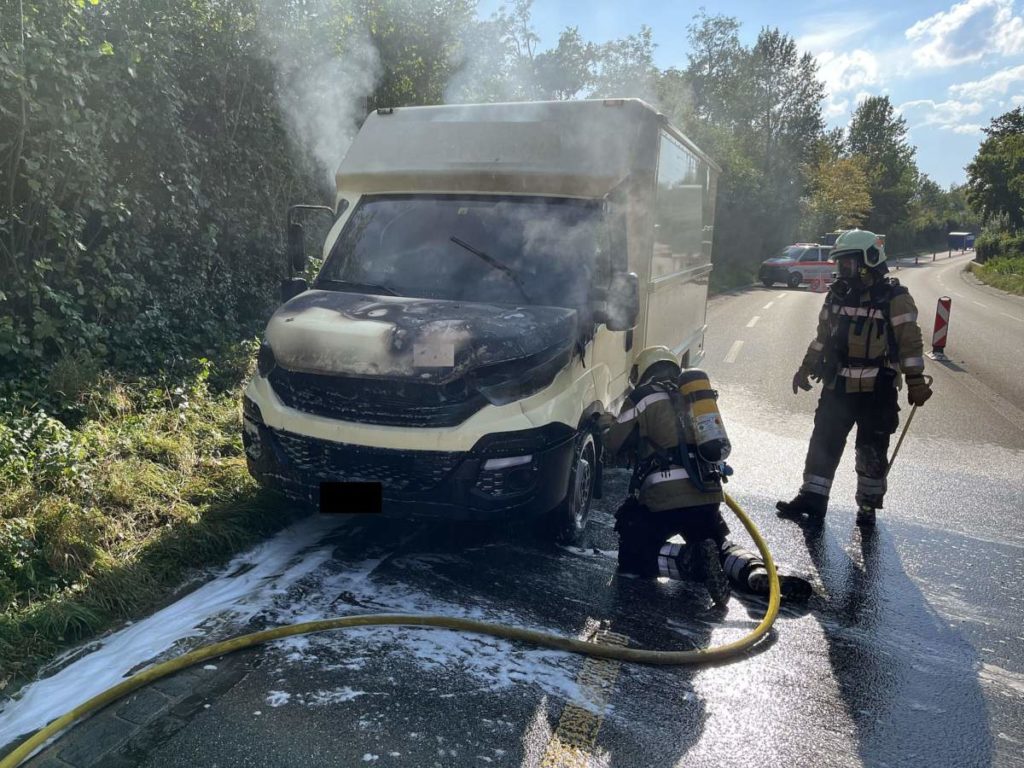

{"left": 787, "top": 272, "right": 802, "bottom": 288}
{"left": 761, "top": 278, "right": 773, "bottom": 288}
{"left": 546, "top": 430, "right": 597, "bottom": 545}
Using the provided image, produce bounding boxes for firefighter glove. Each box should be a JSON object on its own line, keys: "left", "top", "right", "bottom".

{"left": 906, "top": 375, "right": 932, "bottom": 407}
{"left": 792, "top": 366, "right": 813, "bottom": 394}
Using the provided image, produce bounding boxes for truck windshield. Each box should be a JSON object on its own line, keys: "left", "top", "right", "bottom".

{"left": 317, "top": 195, "right": 606, "bottom": 308}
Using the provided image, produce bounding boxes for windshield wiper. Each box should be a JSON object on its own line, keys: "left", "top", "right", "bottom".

{"left": 450, "top": 236, "right": 532, "bottom": 303}
{"left": 317, "top": 278, "right": 399, "bottom": 296}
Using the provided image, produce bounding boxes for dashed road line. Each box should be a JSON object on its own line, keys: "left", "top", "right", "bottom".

{"left": 724, "top": 340, "right": 744, "bottom": 363}
{"left": 1001, "top": 312, "right": 1023, "bottom": 322}
{"left": 746, "top": 316, "right": 760, "bottom": 328}
{"left": 973, "top": 300, "right": 989, "bottom": 308}
{"left": 776, "top": 293, "right": 789, "bottom": 300}
{"left": 539, "top": 629, "right": 630, "bottom": 768}
{"left": 762, "top": 301, "right": 774, "bottom": 309}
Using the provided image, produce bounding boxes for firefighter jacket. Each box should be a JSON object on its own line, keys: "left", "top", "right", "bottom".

{"left": 801, "top": 277, "right": 925, "bottom": 394}
{"left": 603, "top": 381, "right": 724, "bottom": 512}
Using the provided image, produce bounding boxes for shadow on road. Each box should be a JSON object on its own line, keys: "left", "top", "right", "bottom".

{"left": 799, "top": 519, "right": 992, "bottom": 766}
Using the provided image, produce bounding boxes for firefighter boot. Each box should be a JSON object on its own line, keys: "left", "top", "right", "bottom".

{"left": 776, "top": 492, "right": 828, "bottom": 521}
{"left": 697, "top": 539, "right": 731, "bottom": 606}
{"left": 856, "top": 504, "right": 877, "bottom": 527}
{"left": 747, "top": 569, "right": 814, "bottom": 601}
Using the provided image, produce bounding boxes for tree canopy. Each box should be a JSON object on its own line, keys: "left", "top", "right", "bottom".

{"left": 966, "top": 107, "right": 1024, "bottom": 230}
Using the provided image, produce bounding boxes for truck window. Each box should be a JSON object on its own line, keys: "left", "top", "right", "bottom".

{"left": 653, "top": 133, "right": 708, "bottom": 278}
{"left": 317, "top": 195, "right": 608, "bottom": 310}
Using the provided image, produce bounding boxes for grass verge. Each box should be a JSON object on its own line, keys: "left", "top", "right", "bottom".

{"left": 0, "top": 357, "right": 301, "bottom": 692}
{"left": 973, "top": 255, "right": 1024, "bottom": 295}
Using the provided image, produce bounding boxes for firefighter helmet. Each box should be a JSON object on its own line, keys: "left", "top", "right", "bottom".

{"left": 632, "top": 346, "right": 680, "bottom": 384}
{"left": 832, "top": 229, "right": 886, "bottom": 268}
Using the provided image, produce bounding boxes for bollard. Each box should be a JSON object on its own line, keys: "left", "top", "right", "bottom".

{"left": 929, "top": 296, "right": 951, "bottom": 360}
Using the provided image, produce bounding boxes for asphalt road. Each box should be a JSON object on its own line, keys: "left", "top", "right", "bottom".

{"left": 4, "top": 253, "right": 1024, "bottom": 768}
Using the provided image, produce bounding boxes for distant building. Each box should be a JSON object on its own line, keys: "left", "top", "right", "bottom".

{"left": 948, "top": 231, "right": 975, "bottom": 251}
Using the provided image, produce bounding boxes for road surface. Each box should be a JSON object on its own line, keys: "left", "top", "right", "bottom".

{"left": 3, "top": 252, "right": 1023, "bottom": 768}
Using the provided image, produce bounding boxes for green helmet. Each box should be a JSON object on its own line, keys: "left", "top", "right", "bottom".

{"left": 632, "top": 345, "right": 680, "bottom": 384}
{"left": 833, "top": 229, "right": 886, "bottom": 268}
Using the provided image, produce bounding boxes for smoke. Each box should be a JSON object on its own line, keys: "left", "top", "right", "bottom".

{"left": 258, "top": 1, "right": 381, "bottom": 187}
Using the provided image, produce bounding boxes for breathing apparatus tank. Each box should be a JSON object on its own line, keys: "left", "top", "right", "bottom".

{"left": 677, "top": 369, "right": 731, "bottom": 463}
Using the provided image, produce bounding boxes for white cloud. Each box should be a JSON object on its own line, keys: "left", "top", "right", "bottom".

{"left": 816, "top": 49, "right": 881, "bottom": 94}
{"left": 949, "top": 64, "right": 1024, "bottom": 99}
{"left": 797, "top": 14, "right": 882, "bottom": 54}
{"left": 905, "top": 0, "right": 1024, "bottom": 68}
{"left": 823, "top": 95, "right": 850, "bottom": 119}
{"left": 899, "top": 98, "right": 986, "bottom": 132}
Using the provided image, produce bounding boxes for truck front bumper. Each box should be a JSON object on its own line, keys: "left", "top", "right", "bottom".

{"left": 242, "top": 396, "right": 576, "bottom": 521}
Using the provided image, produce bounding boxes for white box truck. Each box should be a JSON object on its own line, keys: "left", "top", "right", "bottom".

{"left": 242, "top": 99, "right": 720, "bottom": 542}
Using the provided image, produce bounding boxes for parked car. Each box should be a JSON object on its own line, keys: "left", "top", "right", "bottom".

{"left": 759, "top": 244, "right": 834, "bottom": 288}
{"left": 241, "top": 99, "right": 720, "bottom": 543}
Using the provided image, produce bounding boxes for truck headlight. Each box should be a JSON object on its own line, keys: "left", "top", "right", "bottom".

{"left": 470, "top": 345, "right": 572, "bottom": 406}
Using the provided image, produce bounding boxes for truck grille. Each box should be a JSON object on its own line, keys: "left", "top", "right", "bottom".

{"left": 268, "top": 368, "right": 486, "bottom": 427}
{"left": 270, "top": 429, "right": 465, "bottom": 493}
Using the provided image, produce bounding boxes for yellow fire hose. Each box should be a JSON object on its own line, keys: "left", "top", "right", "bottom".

{"left": 1, "top": 492, "right": 778, "bottom": 768}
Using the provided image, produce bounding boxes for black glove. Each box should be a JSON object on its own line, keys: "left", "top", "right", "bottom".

{"left": 906, "top": 375, "right": 932, "bottom": 406}
{"left": 792, "top": 366, "right": 813, "bottom": 394}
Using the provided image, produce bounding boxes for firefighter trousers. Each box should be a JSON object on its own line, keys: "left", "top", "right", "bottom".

{"left": 615, "top": 499, "right": 730, "bottom": 577}
{"left": 800, "top": 385, "right": 900, "bottom": 508}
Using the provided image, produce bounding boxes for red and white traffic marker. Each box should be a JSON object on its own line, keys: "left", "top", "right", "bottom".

{"left": 929, "top": 296, "right": 951, "bottom": 360}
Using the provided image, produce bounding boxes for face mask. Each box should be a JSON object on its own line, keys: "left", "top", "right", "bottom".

{"left": 837, "top": 257, "right": 861, "bottom": 280}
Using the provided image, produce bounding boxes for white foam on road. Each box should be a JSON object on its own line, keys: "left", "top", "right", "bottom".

{"left": 259, "top": 557, "right": 588, "bottom": 705}
{"left": 0, "top": 513, "right": 345, "bottom": 746}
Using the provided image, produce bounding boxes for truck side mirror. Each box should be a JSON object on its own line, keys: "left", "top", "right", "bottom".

{"left": 595, "top": 272, "right": 639, "bottom": 331}
{"left": 280, "top": 277, "right": 308, "bottom": 304}
{"left": 287, "top": 222, "right": 306, "bottom": 275}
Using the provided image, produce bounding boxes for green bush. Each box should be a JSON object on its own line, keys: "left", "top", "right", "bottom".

{"left": 974, "top": 230, "right": 1024, "bottom": 263}
{"left": 976, "top": 255, "right": 1024, "bottom": 295}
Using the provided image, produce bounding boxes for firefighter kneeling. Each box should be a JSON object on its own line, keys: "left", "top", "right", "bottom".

{"left": 597, "top": 347, "right": 812, "bottom": 605}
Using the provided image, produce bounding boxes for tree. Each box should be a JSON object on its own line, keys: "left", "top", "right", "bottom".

{"left": 683, "top": 10, "right": 742, "bottom": 126}
{"left": 533, "top": 27, "right": 596, "bottom": 100}
{"left": 589, "top": 25, "right": 657, "bottom": 101}
{"left": 966, "top": 107, "right": 1024, "bottom": 229}
{"left": 804, "top": 153, "right": 873, "bottom": 237}
{"left": 847, "top": 96, "right": 918, "bottom": 237}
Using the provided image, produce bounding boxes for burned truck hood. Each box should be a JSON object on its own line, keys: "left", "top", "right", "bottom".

{"left": 265, "top": 290, "right": 578, "bottom": 382}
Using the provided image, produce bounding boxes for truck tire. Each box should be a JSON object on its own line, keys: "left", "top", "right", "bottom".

{"left": 787, "top": 272, "right": 802, "bottom": 288}
{"left": 545, "top": 430, "right": 597, "bottom": 545}
{"left": 761, "top": 278, "right": 773, "bottom": 287}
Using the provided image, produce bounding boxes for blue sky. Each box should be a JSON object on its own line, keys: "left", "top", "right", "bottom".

{"left": 478, "top": 0, "right": 1024, "bottom": 187}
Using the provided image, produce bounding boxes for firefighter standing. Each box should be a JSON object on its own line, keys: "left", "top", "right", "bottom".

{"left": 777, "top": 229, "right": 933, "bottom": 527}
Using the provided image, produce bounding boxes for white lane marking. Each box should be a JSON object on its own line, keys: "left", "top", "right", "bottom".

{"left": 724, "top": 340, "right": 744, "bottom": 363}
{"left": 776, "top": 293, "right": 789, "bottom": 300}
{"left": 747, "top": 316, "right": 760, "bottom": 328}
{"left": 1002, "top": 312, "right": 1024, "bottom": 323}
{"left": 763, "top": 301, "right": 774, "bottom": 309}
{"left": 973, "top": 300, "right": 989, "bottom": 308}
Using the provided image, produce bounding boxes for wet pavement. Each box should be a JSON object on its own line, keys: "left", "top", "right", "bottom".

{"left": 3, "top": 254, "right": 1023, "bottom": 767}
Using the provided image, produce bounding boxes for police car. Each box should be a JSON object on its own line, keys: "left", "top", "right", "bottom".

{"left": 758, "top": 243, "right": 835, "bottom": 288}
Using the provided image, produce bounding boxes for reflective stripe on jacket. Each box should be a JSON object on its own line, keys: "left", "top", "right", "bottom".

{"left": 801, "top": 278, "right": 925, "bottom": 394}
{"left": 603, "top": 381, "right": 724, "bottom": 511}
